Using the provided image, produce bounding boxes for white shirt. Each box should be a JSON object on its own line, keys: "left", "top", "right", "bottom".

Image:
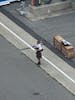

{"left": 34, "top": 43, "right": 43, "bottom": 51}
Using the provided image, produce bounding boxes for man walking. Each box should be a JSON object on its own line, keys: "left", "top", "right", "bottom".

{"left": 34, "top": 40, "right": 43, "bottom": 65}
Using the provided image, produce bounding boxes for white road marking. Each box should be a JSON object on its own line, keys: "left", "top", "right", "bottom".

{"left": 0, "top": 22, "right": 75, "bottom": 84}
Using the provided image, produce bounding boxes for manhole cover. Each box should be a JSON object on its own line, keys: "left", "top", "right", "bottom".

{"left": 33, "top": 92, "right": 40, "bottom": 95}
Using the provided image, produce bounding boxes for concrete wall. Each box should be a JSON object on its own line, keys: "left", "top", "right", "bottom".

{"left": 29, "top": 1, "right": 72, "bottom": 17}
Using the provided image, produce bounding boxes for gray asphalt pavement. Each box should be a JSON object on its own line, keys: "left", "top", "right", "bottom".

{"left": 0, "top": 33, "right": 75, "bottom": 100}
{"left": 0, "top": 1, "right": 75, "bottom": 99}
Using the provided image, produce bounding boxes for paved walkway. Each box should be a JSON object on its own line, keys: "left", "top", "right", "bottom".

{"left": 0, "top": 12, "right": 75, "bottom": 95}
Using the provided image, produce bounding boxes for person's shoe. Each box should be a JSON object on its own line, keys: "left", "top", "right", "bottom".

{"left": 37, "top": 62, "right": 41, "bottom": 65}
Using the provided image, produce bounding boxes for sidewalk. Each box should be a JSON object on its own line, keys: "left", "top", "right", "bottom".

{"left": 0, "top": 12, "right": 75, "bottom": 95}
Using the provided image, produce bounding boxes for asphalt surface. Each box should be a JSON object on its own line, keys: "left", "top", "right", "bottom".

{"left": 0, "top": 1, "right": 75, "bottom": 100}
{"left": 0, "top": 31, "right": 75, "bottom": 100}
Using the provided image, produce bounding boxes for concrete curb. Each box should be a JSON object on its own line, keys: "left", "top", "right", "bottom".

{"left": 28, "top": 1, "right": 72, "bottom": 18}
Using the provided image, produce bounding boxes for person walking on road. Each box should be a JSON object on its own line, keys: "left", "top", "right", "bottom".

{"left": 34, "top": 40, "right": 43, "bottom": 65}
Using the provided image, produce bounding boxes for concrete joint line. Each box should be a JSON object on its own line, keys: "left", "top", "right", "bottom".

{"left": 0, "top": 22, "right": 75, "bottom": 84}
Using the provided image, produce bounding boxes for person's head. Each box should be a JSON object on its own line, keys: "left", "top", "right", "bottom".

{"left": 37, "top": 40, "right": 40, "bottom": 44}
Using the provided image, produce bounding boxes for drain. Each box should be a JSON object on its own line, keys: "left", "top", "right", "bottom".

{"left": 33, "top": 92, "right": 40, "bottom": 95}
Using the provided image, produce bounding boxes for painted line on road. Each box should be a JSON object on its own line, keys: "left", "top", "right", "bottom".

{"left": 0, "top": 22, "right": 75, "bottom": 84}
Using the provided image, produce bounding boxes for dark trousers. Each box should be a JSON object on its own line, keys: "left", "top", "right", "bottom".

{"left": 36, "top": 51, "right": 42, "bottom": 64}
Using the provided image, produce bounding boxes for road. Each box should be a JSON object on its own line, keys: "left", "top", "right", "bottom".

{"left": 0, "top": 1, "right": 75, "bottom": 99}
{"left": 0, "top": 30, "right": 75, "bottom": 100}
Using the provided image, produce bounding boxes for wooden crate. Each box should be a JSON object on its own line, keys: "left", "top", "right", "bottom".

{"left": 53, "top": 35, "right": 63, "bottom": 51}
{"left": 61, "top": 45, "right": 74, "bottom": 58}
